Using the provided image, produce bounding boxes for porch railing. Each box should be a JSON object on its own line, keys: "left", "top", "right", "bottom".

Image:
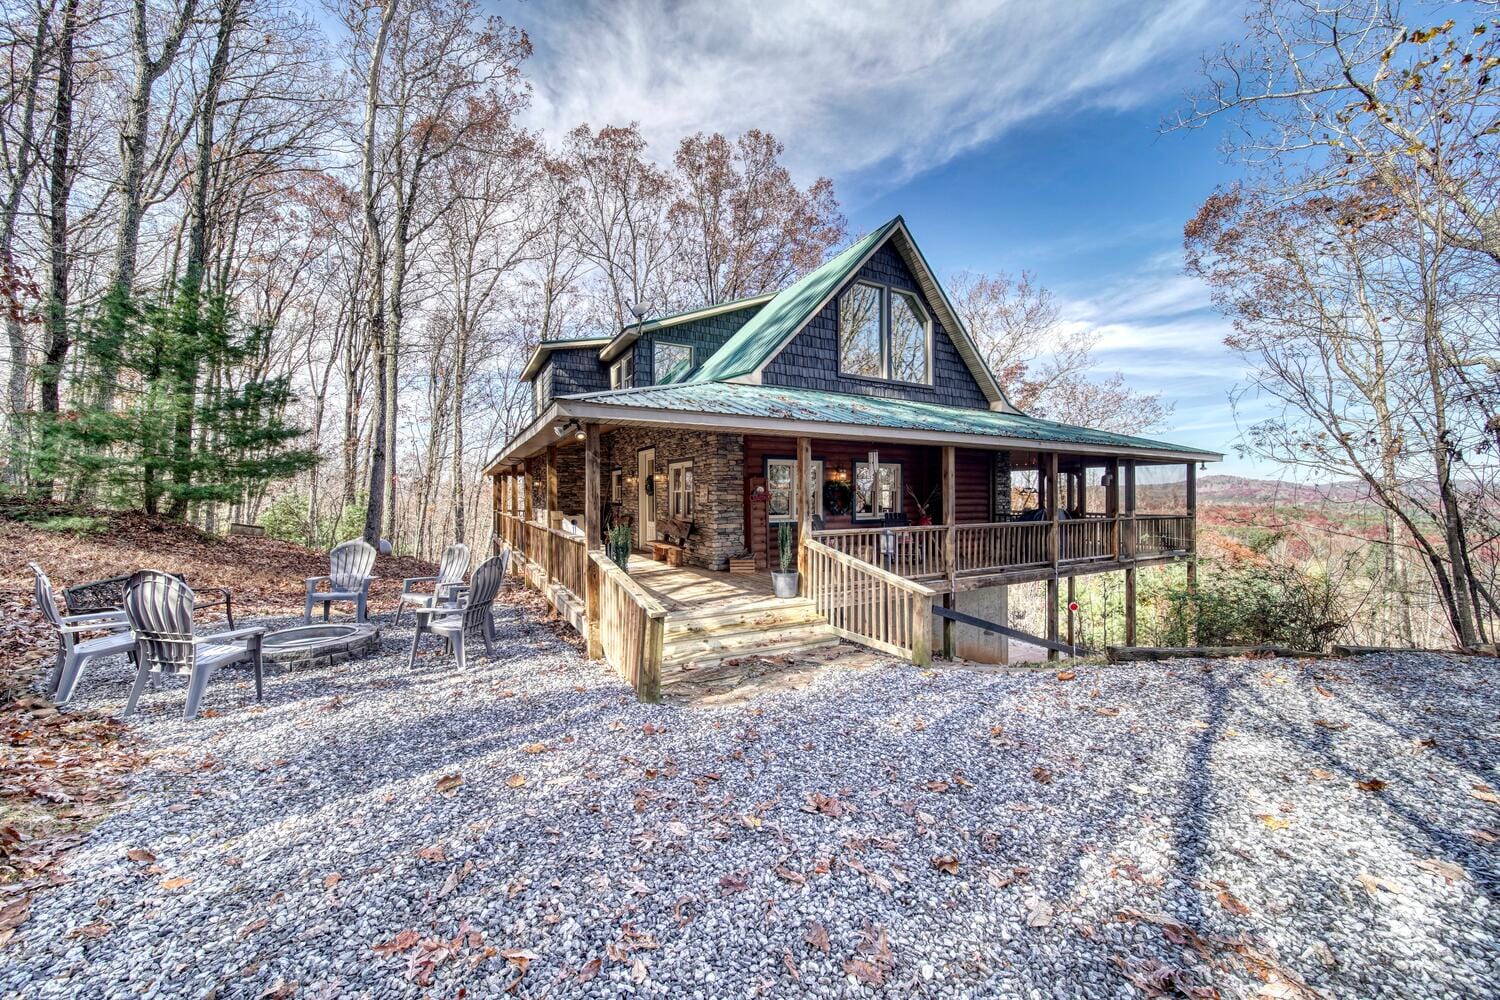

{"left": 813, "top": 512, "right": 1194, "bottom": 585}
{"left": 953, "top": 521, "right": 1050, "bottom": 574}
{"left": 803, "top": 537, "right": 934, "bottom": 666}
{"left": 810, "top": 524, "right": 948, "bottom": 581}
{"left": 1134, "top": 514, "right": 1193, "bottom": 557}
{"left": 1061, "top": 516, "right": 1116, "bottom": 562}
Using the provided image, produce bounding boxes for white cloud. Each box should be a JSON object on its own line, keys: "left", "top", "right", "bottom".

{"left": 513, "top": 0, "right": 1230, "bottom": 191}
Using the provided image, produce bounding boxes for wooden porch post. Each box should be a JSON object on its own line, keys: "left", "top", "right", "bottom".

{"left": 1045, "top": 452, "right": 1060, "bottom": 662}
{"left": 796, "top": 436, "right": 812, "bottom": 582}
{"left": 1185, "top": 462, "right": 1198, "bottom": 593}
{"left": 1124, "top": 459, "right": 1137, "bottom": 646}
{"left": 584, "top": 424, "right": 603, "bottom": 659}
{"left": 941, "top": 445, "right": 956, "bottom": 659}
{"left": 544, "top": 446, "right": 558, "bottom": 580}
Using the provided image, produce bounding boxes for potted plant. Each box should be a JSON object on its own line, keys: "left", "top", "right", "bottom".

{"left": 608, "top": 523, "right": 632, "bottom": 571}
{"left": 906, "top": 483, "right": 941, "bottom": 525}
{"left": 771, "top": 521, "right": 799, "bottom": 598}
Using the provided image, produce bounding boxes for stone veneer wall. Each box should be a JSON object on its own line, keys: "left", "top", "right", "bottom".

{"left": 993, "top": 451, "right": 1012, "bottom": 520}
{"left": 522, "top": 449, "right": 586, "bottom": 521}
{"left": 600, "top": 427, "right": 745, "bottom": 570}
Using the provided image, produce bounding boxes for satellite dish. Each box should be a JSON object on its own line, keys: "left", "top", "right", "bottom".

{"left": 627, "top": 300, "right": 649, "bottom": 321}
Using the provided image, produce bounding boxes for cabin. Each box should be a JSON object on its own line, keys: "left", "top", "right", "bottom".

{"left": 485, "top": 216, "right": 1220, "bottom": 699}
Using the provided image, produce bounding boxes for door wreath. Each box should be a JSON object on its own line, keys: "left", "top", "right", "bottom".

{"left": 822, "top": 480, "right": 852, "bottom": 517}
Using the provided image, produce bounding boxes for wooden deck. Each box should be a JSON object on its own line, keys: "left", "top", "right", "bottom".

{"left": 624, "top": 555, "right": 777, "bottom": 613}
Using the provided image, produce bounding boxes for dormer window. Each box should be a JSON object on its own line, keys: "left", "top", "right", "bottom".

{"left": 837, "top": 281, "right": 931, "bottom": 384}
{"left": 610, "top": 354, "right": 634, "bottom": 390}
{"left": 654, "top": 342, "right": 692, "bottom": 383}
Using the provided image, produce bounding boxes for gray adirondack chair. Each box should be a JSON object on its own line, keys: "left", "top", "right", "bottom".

{"left": 303, "top": 539, "right": 377, "bottom": 624}
{"left": 30, "top": 562, "right": 132, "bottom": 702}
{"left": 122, "top": 570, "right": 267, "bottom": 720}
{"left": 406, "top": 551, "right": 508, "bottom": 672}
{"left": 394, "top": 542, "right": 470, "bottom": 626}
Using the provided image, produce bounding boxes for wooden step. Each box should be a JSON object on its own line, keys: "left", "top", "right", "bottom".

{"left": 665, "top": 600, "right": 823, "bottom": 639}
{"left": 662, "top": 628, "right": 840, "bottom": 668}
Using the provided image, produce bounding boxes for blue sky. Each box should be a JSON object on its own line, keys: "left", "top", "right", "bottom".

{"left": 509, "top": 0, "right": 1270, "bottom": 474}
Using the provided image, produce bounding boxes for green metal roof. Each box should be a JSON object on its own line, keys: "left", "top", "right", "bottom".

{"left": 562, "top": 381, "right": 1219, "bottom": 459}
{"left": 688, "top": 218, "right": 903, "bottom": 384}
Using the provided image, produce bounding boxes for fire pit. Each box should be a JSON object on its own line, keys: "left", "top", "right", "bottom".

{"left": 261, "top": 623, "right": 381, "bottom": 668}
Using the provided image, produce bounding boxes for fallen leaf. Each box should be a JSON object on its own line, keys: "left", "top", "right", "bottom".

{"left": 577, "top": 957, "right": 601, "bottom": 983}
{"left": 783, "top": 949, "right": 800, "bottom": 981}
{"left": 125, "top": 848, "right": 155, "bottom": 864}
{"left": 1258, "top": 814, "right": 1290, "bottom": 831}
{"left": 1471, "top": 785, "right": 1500, "bottom": 806}
{"left": 159, "top": 877, "right": 190, "bottom": 891}
{"left": 805, "top": 921, "right": 830, "bottom": 953}
{"left": 1031, "top": 765, "right": 1053, "bottom": 785}
{"left": 1056, "top": 670, "right": 1076, "bottom": 681}
{"left": 1356, "top": 872, "right": 1401, "bottom": 900}
{"left": 505, "top": 774, "right": 526, "bottom": 789}
{"left": 521, "top": 742, "right": 546, "bottom": 754}
{"left": 1309, "top": 768, "right": 1334, "bottom": 781}
{"left": 931, "top": 854, "right": 960, "bottom": 875}
{"left": 1216, "top": 889, "right": 1251, "bottom": 917}
{"left": 843, "top": 958, "right": 886, "bottom": 986}
{"left": 1355, "top": 778, "right": 1387, "bottom": 793}
{"left": 1413, "top": 858, "right": 1466, "bottom": 884}
{"left": 323, "top": 873, "right": 342, "bottom": 889}
{"left": 1313, "top": 719, "right": 1349, "bottom": 731}
{"left": 435, "top": 774, "right": 462, "bottom": 794}
{"left": 1025, "top": 898, "right": 1054, "bottom": 927}
{"left": 417, "top": 843, "right": 446, "bottom": 862}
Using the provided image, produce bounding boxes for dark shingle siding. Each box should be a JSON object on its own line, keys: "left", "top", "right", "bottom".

{"left": 545, "top": 347, "right": 610, "bottom": 397}
{"left": 631, "top": 304, "right": 766, "bottom": 386}
{"left": 760, "top": 244, "right": 990, "bottom": 409}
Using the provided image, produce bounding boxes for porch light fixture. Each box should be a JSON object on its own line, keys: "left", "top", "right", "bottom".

{"left": 555, "top": 420, "right": 586, "bottom": 441}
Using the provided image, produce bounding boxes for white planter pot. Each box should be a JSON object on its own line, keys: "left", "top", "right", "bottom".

{"left": 771, "top": 571, "right": 799, "bottom": 599}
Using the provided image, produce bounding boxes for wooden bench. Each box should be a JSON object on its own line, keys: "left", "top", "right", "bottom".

{"left": 650, "top": 517, "right": 695, "bottom": 566}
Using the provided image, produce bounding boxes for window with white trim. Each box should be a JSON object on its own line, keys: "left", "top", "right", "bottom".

{"left": 610, "top": 354, "right": 634, "bottom": 390}
{"left": 837, "top": 281, "right": 931, "bottom": 384}
{"left": 767, "top": 458, "right": 824, "bottom": 522}
{"left": 653, "top": 342, "right": 692, "bottom": 383}
{"left": 668, "top": 461, "right": 694, "bottom": 518}
{"left": 853, "top": 461, "right": 902, "bottom": 520}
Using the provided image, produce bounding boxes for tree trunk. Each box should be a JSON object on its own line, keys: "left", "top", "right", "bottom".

{"left": 94, "top": 0, "right": 198, "bottom": 411}
{"left": 2, "top": 0, "right": 55, "bottom": 467}
{"left": 358, "top": 0, "right": 397, "bottom": 547}
{"left": 31, "top": 0, "right": 77, "bottom": 498}
{"left": 167, "top": 0, "right": 240, "bottom": 519}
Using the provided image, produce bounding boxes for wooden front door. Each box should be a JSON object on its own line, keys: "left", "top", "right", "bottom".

{"left": 637, "top": 448, "right": 656, "bottom": 547}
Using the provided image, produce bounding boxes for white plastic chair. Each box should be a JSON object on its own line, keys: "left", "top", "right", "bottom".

{"left": 123, "top": 570, "right": 267, "bottom": 720}
{"left": 394, "top": 542, "right": 470, "bottom": 625}
{"left": 30, "top": 562, "right": 132, "bottom": 703}
{"left": 303, "top": 539, "right": 377, "bottom": 624}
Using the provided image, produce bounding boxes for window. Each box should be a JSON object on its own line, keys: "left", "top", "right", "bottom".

{"left": 610, "top": 354, "right": 634, "bottom": 390}
{"left": 837, "top": 282, "right": 931, "bottom": 384}
{"left": 853, "top": 461, "right": 902, "bottom": 519}
{"left": 533, "top": 378, "right": 546, "bottom": 414}
{"left": 654, "top": 342, "right": 692, "bottom": 383}
{"left": 838, "top": 282, "right": 883, "bottom": 377}
{"left": 766, "top": 458, "right": 824, "bottom": 522}
{"left": 610, "top": 469, "right": 622, "bottom": 503}
{"left": 889, "top": 291, "right": 929, "bottom": 383}
{"left": 668, "top": 461, "right": 694, "bottom": 517}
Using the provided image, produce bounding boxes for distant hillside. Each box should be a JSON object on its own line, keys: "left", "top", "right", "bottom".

{"left": 1196, "top": 474, "right": 1379, "bottom": 506}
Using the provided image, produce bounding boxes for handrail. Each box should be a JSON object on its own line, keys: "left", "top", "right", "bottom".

{"left": 803, "top": 537, "right": 933, "bottom": 666}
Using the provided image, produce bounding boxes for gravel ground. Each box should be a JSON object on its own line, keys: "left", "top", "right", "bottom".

{"left": 4, "top": 586, "right": 1498, "bottom": 999}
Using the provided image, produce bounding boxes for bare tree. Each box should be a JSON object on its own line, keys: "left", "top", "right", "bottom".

{"left": 670, "top": 129, "right": 845, "bottom": 304}
{"left": 947, "top": 269, "right": 1172, "bottom": 434}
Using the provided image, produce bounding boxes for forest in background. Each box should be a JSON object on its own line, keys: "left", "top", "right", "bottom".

{"left": 0, "top": 0, "right": 1496, "bottom": 651}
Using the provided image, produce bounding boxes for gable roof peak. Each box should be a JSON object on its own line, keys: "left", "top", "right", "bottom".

{"left": 687, "top": 215, "right": 1016, "bottom": 412}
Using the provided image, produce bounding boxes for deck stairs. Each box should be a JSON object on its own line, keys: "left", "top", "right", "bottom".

{"left": 662, "top": 596, "right": 839, "bottom": 668}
